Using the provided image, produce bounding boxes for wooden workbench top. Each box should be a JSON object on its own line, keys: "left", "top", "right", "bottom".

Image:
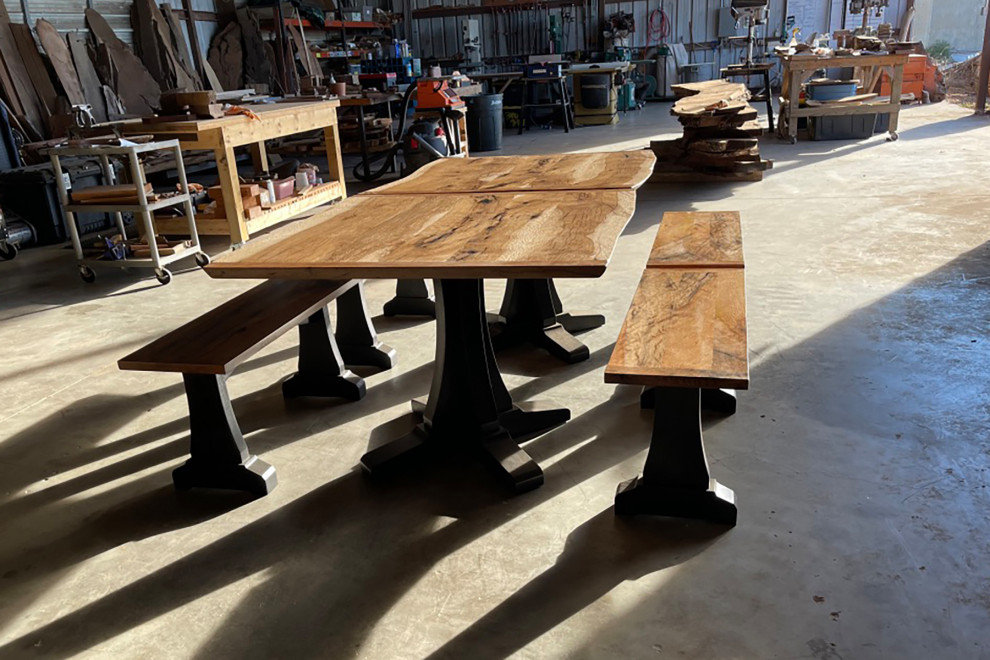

{"left": 367, "top": 151, "right": 657, "bottom": 195}
{"left": 121, "top": 100, "right": 341, "bottom": 133}
{"left": 206, "top": 190, "right": 636, "bottom": 280}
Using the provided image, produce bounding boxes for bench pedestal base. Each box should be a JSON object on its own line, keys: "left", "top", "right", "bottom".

{"left": 283, "top": 306, "right": 367, "bottom": 401}
{"left": 489, "top": 279, "right": 591, "bottom": 364}
{"left": 362, "top": 278, "right": 567, "bottom": 493}
{"left": 383, "top": 278, "right": 437, "bottom": 318}
{"left": 335, "top": 282, "right": 398, "bottom": 370}
{"left": 409, "top": 397, "right": 569, "bottom": 442}
{"left": 619, "top": 387, "right": 737, "bottom": 525}
{"left": 176, "top": 373, "right": 278, "bottom": 496}
{"left": 615, "top": 476, "right": 737, "bottom": 525}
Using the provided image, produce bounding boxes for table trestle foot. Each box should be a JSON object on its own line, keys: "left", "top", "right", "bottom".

{"left": 283, "top": 307, "right": 366, "bottom": 400}
{"left": 383, "top": 278, "right": 437, "bottom": 317}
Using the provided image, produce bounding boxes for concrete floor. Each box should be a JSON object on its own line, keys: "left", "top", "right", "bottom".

{"left": 1, "top": 101, "right": 990, "bottom": 659}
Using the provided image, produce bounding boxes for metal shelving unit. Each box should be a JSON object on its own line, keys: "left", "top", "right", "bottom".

{"left": 49, "top": 139, "right": 208, "bottom": 286}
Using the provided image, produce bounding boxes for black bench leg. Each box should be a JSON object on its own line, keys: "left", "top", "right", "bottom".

{"left": 616, "top": 387, "right": 737, "bottom": 525}
{"left": 282, "top": 307, "right": 366, "bottom": 401}
{"left": 640, "top": 386, "right": 737, "bottom": 415}
{"left": 764, "top": 69, "right": 775, "bottom": 133}
{"left": 335, "top": 281, "right": 397, "bottom": 370}
{"left": 383, "top": 278, "right": 437, "bottom": 317}
{"left": 172, "top": 374, "right": 277, "bottom": 496}
{"left": 489, "top": 278, "right": 590, "bottom": 363}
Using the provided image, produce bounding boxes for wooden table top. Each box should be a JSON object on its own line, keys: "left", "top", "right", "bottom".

{"left": 206, "top": 190, "right": 636, "bottom": 280}
{"left": 648, "top": 211, "right": 744, "bottom": 269}
{"left": 367, "top": 151, "right": 656, "bottom": 195}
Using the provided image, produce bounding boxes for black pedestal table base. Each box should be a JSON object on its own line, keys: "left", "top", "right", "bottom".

{"left": 361, "top": 279, "right": 569, "bottom": 493}
{"left": 383, "top": 278, "right": 437, "bottom": 317}
{"left": 489, "top": 279, "right": 595, "bottom": 364}
{"left": 335, "top": 281, "right": 398, "bottom": 369}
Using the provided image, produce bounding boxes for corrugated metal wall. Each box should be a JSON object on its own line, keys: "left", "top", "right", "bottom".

{"left": 1, "top": 0, "right": 217, "bottom": 54}
{"left": 403, "top": 0, "right": 914, "bottom": 69}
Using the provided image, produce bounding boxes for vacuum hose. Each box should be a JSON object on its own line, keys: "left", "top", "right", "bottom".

{"left": 351, "top": 83, "right": 418, "bottom": 182}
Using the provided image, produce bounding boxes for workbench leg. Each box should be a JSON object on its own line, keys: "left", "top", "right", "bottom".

{"left": 324, "top": 122, "right": 347, "bottom": 199}
{"left": 172, "top": 374, "right": 277, "bottom": 496}
{"left": 214, "top": 145, "right": 249, "bottom": 245}
{"left": 787, "top": 70, "right": 800, "bottom": 143}
{"left": 361, "top": 279, "right": 563, "bottom": 494}
{"left": 282, "top": 307, "right": 366, "bottom": 400}
{"left": 615, "top": 387, "right": 736, "bottom": 525}
{"left": 489, "top": 278, "right": 591, "bottom": 363}
{"left": 888, "top": 64, "right": 903, "bottom": 140}
{"left": 335, "top": 280, "right": 397, "bottom": 369}
{"left": 763, "top": 69, "right": 775, "bottom": 133}
{"left": 383, "top": 278, "right": 437, "bottom": 317}
{"left": 249, "top": 141, "right": 268, "bottom": 175}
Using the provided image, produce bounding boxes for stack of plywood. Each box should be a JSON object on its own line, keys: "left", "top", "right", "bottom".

{"left": 650, "top": 80, "right": 773, "bottom": 183}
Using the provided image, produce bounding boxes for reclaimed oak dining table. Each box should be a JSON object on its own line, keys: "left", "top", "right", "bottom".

{"left": 366, "top": 151, "right": 656, "bottom": 364}
{"left": 206, "top": 187, "right": 637, "bottom": 492}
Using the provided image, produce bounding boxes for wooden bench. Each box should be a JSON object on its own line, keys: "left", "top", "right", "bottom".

{"left": 605, "top": 210, "right": 747, "bottom": 525}
{"left": 118, "top": 279, "right": 396, "bottom": 496}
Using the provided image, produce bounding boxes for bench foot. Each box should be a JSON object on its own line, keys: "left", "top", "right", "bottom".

{"left": 335, "top": 281, "right": 398, "bottom": 370}
{"left": 614, "top": 476, "right": 736, "bottom": 525}
{"left": 178, "top": 373, "right": 277, "bottom": 496}
{"left": 620, "top": 387, "right": 736, "bottom": 525}
{"left": 282, "top": 371, "right": 366, "bottom": 400}
{"left": 640, "top": 387, "right": 737, "bottom": 415}
{"left": 383, "top": 279, "right": 437, "bottom": 317}
{"left": 490, "top": 278, "right": 591, "bottom": 364}
{"left": 173, "top": 455, "right": 277, "bottom": 497}
{"left": 289, "top": 307, "right": 367, "bottom": 400}
{"left": 556, "top": 312, "right": 606, "bottom": 334}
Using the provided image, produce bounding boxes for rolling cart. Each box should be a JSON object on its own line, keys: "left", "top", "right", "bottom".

{"left": 49, "top": 139, "right": 207, "bottom": 285}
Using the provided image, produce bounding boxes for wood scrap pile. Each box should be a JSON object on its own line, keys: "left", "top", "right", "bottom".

{"left": 203, "top": 184, "right": 269, "bottom": 221}
{"left": 71, "top": 182, "right": 154, "bottom": 205}
{"left": 650, "top": 80, "right": 773, "bottom": 183}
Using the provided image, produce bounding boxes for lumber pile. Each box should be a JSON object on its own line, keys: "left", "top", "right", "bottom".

{"left": 204, "top": 184, "right": 269, "bottom": 221}
{"left": 650, "top": 80, "right": 773, "bottom": 183}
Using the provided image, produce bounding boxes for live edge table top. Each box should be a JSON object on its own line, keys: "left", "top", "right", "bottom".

{"left": 206, "top": 190, "right": 636, "bottom": 280}
{"left": 365, "top": 151, "right": 656, "bottom": 195}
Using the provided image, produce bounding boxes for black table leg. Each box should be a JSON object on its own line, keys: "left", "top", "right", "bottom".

{"left": 615, "top": 387, "right": 737, "bottom": 525}
{"left": 489, "top": 278, "right": 591, "bottom": 363}
{"left": 383, "top": 278, "right": 437, "bottom": 317}
{"left": 172, "top": 374, "right": 277, "bottom": 496}
{"left": 361, "top": 279, "right": 569, "bottom": 493}
{"left": 282, "top": 307, "right": 366, "bottom": 400}
{"left": 334, "top": 281, "right": 397, "bottom": 369}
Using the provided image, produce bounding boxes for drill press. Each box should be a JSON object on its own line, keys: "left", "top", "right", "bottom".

{"left": 729, "top": 0, "right": 769, "bottom": 67}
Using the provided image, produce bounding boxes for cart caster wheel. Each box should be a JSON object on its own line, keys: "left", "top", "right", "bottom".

{"left": 155, "top": 268, "right": 172, "bottom": 285}
{"left": 195, "top": 252, "right": 211, "bottom": 268}
{"left": 79, "top": 265, "right": 96, "bottom": 283}
{"left": 887, "top": 132, "right": 899, "bottom": 142}
{"left": 0, "top": 242, "right": 16, "bottom": 260}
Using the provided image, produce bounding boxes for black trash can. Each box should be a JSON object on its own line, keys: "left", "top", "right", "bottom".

{"left": 465, "top": 93, "right": 503, "bottom": 152}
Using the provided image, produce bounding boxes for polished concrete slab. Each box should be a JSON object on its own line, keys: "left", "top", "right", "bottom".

{"left": 2, "top": 101, "right": 990, "bottom": 659}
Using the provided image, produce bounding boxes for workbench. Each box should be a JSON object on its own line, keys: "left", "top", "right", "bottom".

{"left": 123, "top": 100, "right": 346, "bottom": 244}
{"left": 777, "top": 53, "right": 909, "bottom": 143}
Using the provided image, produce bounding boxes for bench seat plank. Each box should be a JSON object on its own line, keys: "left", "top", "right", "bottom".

{"left": 605, "top": 269, "right": 749, "bottom": 390}
{"left": 647, "top": 211, "right": 744, "bottom": 269}
{"left": 119, "top": 279, "right": 354, "bottom": 375}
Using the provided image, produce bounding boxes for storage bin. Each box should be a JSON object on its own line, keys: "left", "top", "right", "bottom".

{"left": 808, "top": 113, "right": 877, "bottom": 140}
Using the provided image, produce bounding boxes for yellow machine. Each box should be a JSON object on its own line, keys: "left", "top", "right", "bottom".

{"left": 569, "top": 63, "right": 631, "bottom": 126}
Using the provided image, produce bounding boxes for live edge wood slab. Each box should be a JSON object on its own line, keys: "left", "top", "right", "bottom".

{"left": 605, "top": 268, "right": 749, "bottom": 390}
{"left": 366, "top": 151, "right": 657, "bottom": 195}
{"left": 206, "top": 190, "right": 636, "bottom": 280}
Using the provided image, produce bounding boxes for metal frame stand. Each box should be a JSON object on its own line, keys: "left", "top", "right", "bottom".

{"left": 50, "top": 139, "right": 207, "bottom": 285}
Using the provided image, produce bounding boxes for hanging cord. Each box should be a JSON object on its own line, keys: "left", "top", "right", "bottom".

{"left": 648, "top": 6, "right": 670, "bottom": 47}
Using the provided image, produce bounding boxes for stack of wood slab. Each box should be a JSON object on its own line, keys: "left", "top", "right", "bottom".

{"left": 650, "top": 80, "right": 773, "bottom": 183}
{"left": 339, "top": 115, "right": 394, "bottom": 153}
